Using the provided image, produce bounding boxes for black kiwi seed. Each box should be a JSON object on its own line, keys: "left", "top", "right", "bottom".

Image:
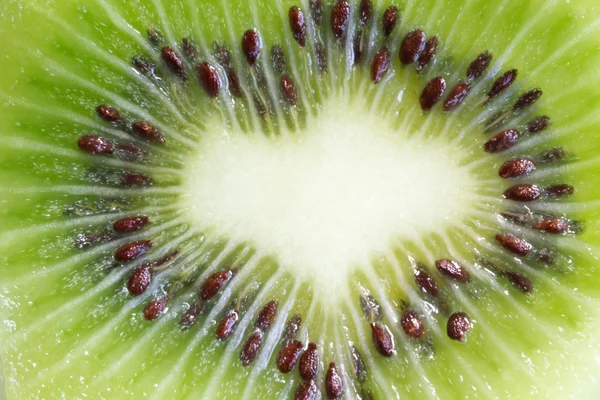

{"left": 309, "top": 0, "right": 323, "bottom": 26}
{"left": 382, "top": 6, "right": 399, "bottom": 38}
{"left": 503, "top": 184, "right": 542, "bottom": 202}
{"left": 242, "top": 29, "right": 262, "bottom": 67}
{"left": 117, "top": 143, "right": 146, "bottom": 156}
{"left": 420, "top": 77, "right": 446, "bottom": 111}
{"left": 121, "top": 171, "right": 152, "bottom": 187}
{"left": 466, "top": 51, "right": 492, "bottom": 81}
{"left": 359, "top": 0, "right": 373, "bottom": 27}
{"left": 114, "top": 240, "right": 153, "bottom": 262}
{"left": 276, "top": 340, "right": 304, "bottom": 373}
{"left": 443, "top": 81, "right": 471, "bottom": 111}
{"left": 495, "top": 233, "right": 533, "bottom": 256}
{"left": 199, "top": 269, "right": 234, "bottom": 301}
{"left": 499, "top": 158, "right": 536, "bottom": 178}
{"left": 78, "top": 135, "right": 115, "bottom": 155}
{"left": 216, "top": 310, "right": 239, "bottom": 340}
{"left": 113, "top": 216, "right": 149, "bottom": 233}
{"left": 505, "top": 271, "right": 533, "bottom": 293}
{"left": 143, "top": 297, "right": 169, "bottom": 321}
{"left": 526, "top": 115, "right": 550, "bottom": 134}
{"left": 416, "top": 36, "right": 438, "bottom": 71}
{"left": 435, "top": 259, "right": 471, "bottom": 282}
{"left": 545, "top": 184, "right": 575, "bottom": 198}
{"left": 197, "top": 62, "right": 221, "bottom": 98}
{"left": 299, "top": 343, "right": 319, "bottom": 380}
{"left": 161, "top": 46, "right": 187, "bottom": 80}
{"left": 447, "top": 312, "right": 471, "bottom": 342}
{"left": 513, "top": 88, "right": 543, "bottom": 111}
{"left": 414, "top": 269, "right": 439, "bottom": 297}
{"left": 280, "top": 74, "right": 298, "bottom": 106}
{"left": 401, "top": 309, "right": 425, "bottom": 339}
{"left": 533, "top": 217, "right": 569, "bottom": 234}
{"left": 487, "top": 69, "right": 518, "bottom": 99}
{"left": 127, "top": 263, "right": 152, "bottom": 296}
{"left": 400, "top": 29, "right": 426, "bottom": 65}
{"left": 96, "top": 104, "right": 123, "bottom": 123}
{"left": 325, "top": 362, "right": 344, "bottom": 399}
{"left": 295, "top": 379, "right": 319, "bottom": 400}
{"left": 131, "top": 121, "right": 166, "bottom": 143}
{"left": 370, "top": 322, "right": 395, "bottom": 357}
{"left": 240, "top": 330, "right": 263, "bottom": 366}
{"left": 256, "top": 300, "right": 278, "bottom": 331}
{"left": 181, "top": 38, "right": 198, "bottom": 60}
{"left": 331, "top": 0, "right": 351, "bottom": 39}
{"left": 484, "top": 129, "right": 520, "bottom": 153}
{"left": 289, "top": 6, "right": 307, "bottom": 47}
{"left": 371, "top": 47, "right": 391, "bottom": 84}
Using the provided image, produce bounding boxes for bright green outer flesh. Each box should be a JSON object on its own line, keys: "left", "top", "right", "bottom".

{"left": 1, "top": 0, "right": 600, "bottom": 399}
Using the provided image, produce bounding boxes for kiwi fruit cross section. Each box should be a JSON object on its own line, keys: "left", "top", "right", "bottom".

{"left": 1, "top": 0, "right": 600, "bottom": 399}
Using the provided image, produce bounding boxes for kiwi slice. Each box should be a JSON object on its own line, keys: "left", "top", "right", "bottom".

{"left": 1, "top": 0, "right": 600, "bottom": 398}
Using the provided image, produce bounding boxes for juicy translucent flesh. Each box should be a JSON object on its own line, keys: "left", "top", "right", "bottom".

{"left": 1, "top": 0, "right": 600, "bottom": 399}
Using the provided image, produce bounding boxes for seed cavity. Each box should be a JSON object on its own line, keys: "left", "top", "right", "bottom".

{"left": 289, "top": 6, "right": 307, "bottom": 47}
{"left": 325, "top": 362, "right": 344, "bottom": 399}
{"left": 545, "top": 184, "right": 574, "bottom": 198}
{"left": 114, "top": 240, "right": 153, "bottom": 262}
{"left": 240, "top": 330, "right": 263, "bottom": 366}
{"left": 499, "top": 158, "right": 536, "bottom": 178}
{"left": 299, "top": 343, "right": 319, "bottom": 380}
{"left": 503, "top": 184, "right": 541, "bottom": 202}
{"left": 420, "top": 77, "right": 446, "bottom": 111}
{"left": 143, "top": 297, "right": 168, "bottom": 321}
{"left": 280, "top": 74, "right": 299, "bottom": 106}
{"left": 416, "top": 36, "right": 438, "bottom": 71}
{"left": 443, "top": 81, "right": 471, "bottom": 111}
{"left": 132, "top": 121, "right": 165, "bottom": 143}
{"left": 284, "top": 314, "right": 302, "bottom": 340}
{"left": 132, "top": 56, "right": 156, "bottom": 78}
{"left": 400, "top": 29, "right": 425, "bottom": 65}
{"left": 277, "top": 340, "right": 304, "bottom": 373}
{"left": 513, "top": 88, "right": 543, "bottom": 111}
{"left": 242, "top": 29, "right": 262, "bottom": 67}
{"left": 121, "top": 171, "right": 152, "bottom": 187}
{"left": 414, "top": 268, "right": 439, "bottom": 297}
{"left": 539, "top": 147, "right": 564, "bottom": 163}
{"left": 315, "top": 43, "right": 327, "bottom": 74}
{"left": 161, "top": 46, "right": 187, "bottom": 80}
{"left": 96, "top": 104, "right": 122, "bottom": 123}
{"left": 360, "top": 293, "right": 382, "bottom": 321}
{"left": 197, "top": 62, "right": 221, "bottom": 98}
{"left": 370, "top": 322, "right": 395, "bottom": 357}
{"left": 487, "top": 69, "right": 518, "bottom": 100}
{"left": 447, "top": 312, "right": 471, "bottom": 342}
{"left": 401, "top": 309, "right": 424, "bottom": 339}
{"left": 331, "top": 0, "right": 351, "bottom": 39}
{"left": 353, "top": 32, "right": 364, "bottom": 65}
{"left": 147, "top": 25, "right": 164, "bottom": 47}
{"left": 467, "top": 51, "right": 492, "bottom": 81}
{"left": 309, "top": 0, "right": 323, "bottom": 26}
{"left": 271, "top": 45, "right": 287, "bottom": 74}
{"left": 295, "top": 379, "right": 319, "bottom": 400}
{"left": 505, "top": 271, "right": 533, "bottom": 293}
{"left": 181, "top": 38, "right": 198, "bottom": 60}
{"left": 382, "top": 6, "right": 399, "bottom": 38}
{"left": 484, "top": 129, "right": 520, "bottom": 153}
{"left": 78, "top": 135, "right": 115, "bottom": 155}
{"left": 526, "top": 116, "right": 550, "bottom": 134}
{"left": 533, "top": 218, "right": 569, "bottom": 234}
{"left": 495, "top": 233, "right": 533, "bottom": 256}
{"left": 199, "top": 269, "right": 234, "bottom": 301}
{"left": 179, "top": 303, "right": 203, "bottom": 329}
{"left": 371, "top": 47, "right": 391, "bottom": 84}
{"left": 359, "top": 0, "right": 373, "bottom": 27}
{"left": 216, "top": 309, "right": 239, "bottom": 340}
{"left": 256, "top": 300, "right": 278, "bottom": 331}
{"left": 113, "top": 216, "right": 149, "bottom": 233}
{"left": 127, "top": 263, "right": 152, "bottom": 295}
{"left": 435, "top": 259, "right": 470, "bottom": 282}
{"left": 350, "top": 345, "right": 367, "bottom": 381}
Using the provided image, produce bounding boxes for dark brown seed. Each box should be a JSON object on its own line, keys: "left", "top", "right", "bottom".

{"left": 299, "top": 343, "right": 319, "bottom": 380}
{"left": 226, "top": 69, "right": 243, "bottom": 98}
{"left": 213, "top": 42, "right": 232, "bottom": 68}
{"left": 371, "top": 47, "right": 391, "bottom": 84}
{"left": 271, "top": 45, "right": 287, "bottom": 73}
{"left": 350, "top": 345, "right": 367, "bottom": 382}
{"left": 132, "top": 121, "right": 166, "bottom": 143}
{"left": 284, "top": 314, "right": 302, "bottom": 340}
{"left": 295, "top": 380, "right": 319, "bottom": 400}
{"left": 132, "top": 56, "right": 156, "bottom": 77}
{"left": 121, "top": 171, "right": 152, "bottom": 187}
{"left": 96, "top": 104, "right": 122, "bottom": 123}
{"left": 505, "top": 271, "right": 533, "bottom": 293}
{"left": 161, "top": 46, "right": 187, "bottom": 80}
{"left": 370, "top": 322, "right": 394, "bottom": 357}
{"left": 466, "top": 51, "right": 492, "bottom": 81}
{"left": 533, "top": 218, "right": 569, "bottom": 234}
{"left": 495, "top": 233, "right": 533, "bottom": 256}
{"left": 443, "top": 81, "right": 471, "bottom": 111}
{"left": 499, "top": 158, "right": 536, "bottom": 178}
{"left": 179, "top": 303, "right": 203, "bottom": 329}
{"left": 253, "top": 95, "right": 268, "bottom": 120}
{"left": 400, "top": 29, "right": 426, "bottom": 65}
{"left": 417, "top": 36, "right": 438, "bottom": 71}
{"left": 513, "top": 88, "right": 543, "bottom": 111}
{"left": 539, "top": 147, "right": 564, "bottom": 163}
{"left": 315, "top": 43, "right": 327, "bottom": 74}
{"left": 242, "top": 29, "right": 262, "bottom": 67}
{"left": 326, "top": 362, "right": 344, "bottom": 399}
{"left": 277, "top": 340, "right": 304, "bottom": 373}
{"left": 216, "top": 310, "right": 239, "bottom": 340}
{"left": 382, "top": 6, "right": 399, "bottom": 38}
{"left": 331, "top": 0, "right": 350, "bottom": 39}
{"left": 545, "top": 184, "right": 574, "bottom": 198}
{"left": 415, "top": 269, "right": 439, "bottom": 297}
{"left": 289, "top": 6, "right": 307, "bottom": 47}
{"left": 113, "top": 216, "right": 149, "bottom": 233}
{"left": 147, "top": 26, "right": 164, "bottom": 46}
{"left": 181, "top": 38, "right": 198, "bottom": 60}
{"left": 78, "top": 135, "right": 114, "bottom": 155}
{"left": 256, "top": 300, "right": 278, "bottom": 331}
{"left": 280, "top": 75, "right": 298, "bottom": 106}
{"left": 435, "top": 259, "right": 471, "bottom": 282}
{"left": 359, "top": 0, "right": 372, "bottom": 27}
{"left": 503, "top": 184, "right": 541, "bottom": 202}
{"left": 352, "top": 31, "right": 363, "bottom": 65}
{"left": 420, "top": 77, "right": 446, "bottom": 111}
{"left": 487, "top": 69, "right": 518, "bottom": 99}
{"left": 526, "top": 116, "right": 550, "bottom": 134}
{"left": 240, "top": 330, "right": 263, "bottom": 366}
{"left": 114, "top": 240, "right": 153, "bottom": 262}
{"left": 199, "top": 269, "right": 234, "bottom": 301}
{"left": 197, "top": 62, "right": 221, "bottom": 98}
{"left": 447, "top": 312, "right": 471, "bottom": 342}
{"left": 484, "top": 129, "right": 520, "bottom": 153}
{"left": 127, "top": 263, "right": 152, "bottom": 295}
{"left": 401, "top": 309, "right": 424, "bottom": 339}
{"left": 143, "top": 297, "right": 168, "bottom": 321}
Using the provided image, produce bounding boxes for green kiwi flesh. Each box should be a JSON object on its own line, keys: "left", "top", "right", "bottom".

{"left": 1, "top": 0, "right": 600, "bottom": 399}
